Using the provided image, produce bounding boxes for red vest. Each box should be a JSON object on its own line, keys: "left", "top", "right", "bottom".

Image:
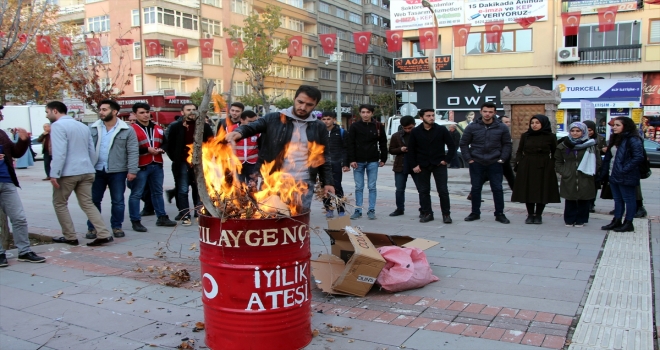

{"left": 132, "top": 122, "right": 164, "bottom": 166}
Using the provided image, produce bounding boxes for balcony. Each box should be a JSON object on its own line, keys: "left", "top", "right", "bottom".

{"left": 142, "top": 24, "right": 199, "bottom": 40}
{"left": 144, "top": 57, "right": 203, "bottom": 78}
{"left": 570, "top": 44, "right": 642, "bottom": 65}
{"left": 58, "top": 4, "right": 85, "bottom": 22}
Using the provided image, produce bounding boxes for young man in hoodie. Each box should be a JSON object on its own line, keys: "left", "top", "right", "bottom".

{"left": 225, "top": 85, "right": 334, "bottom": 211}
{"left": 346, "top": 104, "right": 387, "bottom": 220}
{"left": 320, "top": 111, "right": 348, "bottom": 218}
{"left": 86, "top": 100, "right": 139, "bottom": 239}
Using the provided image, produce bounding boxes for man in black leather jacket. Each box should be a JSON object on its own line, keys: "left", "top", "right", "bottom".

{"left": 225, "top": 85, "right": 334, "bottom": 211}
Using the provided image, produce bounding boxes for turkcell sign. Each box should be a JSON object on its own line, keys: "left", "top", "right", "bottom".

{"left": 554, "top": 79, "right": 642, "bottom": 103}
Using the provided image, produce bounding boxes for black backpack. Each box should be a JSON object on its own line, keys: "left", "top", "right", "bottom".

{"left": 640, "top": 148, "right": 652, "bottom": 179}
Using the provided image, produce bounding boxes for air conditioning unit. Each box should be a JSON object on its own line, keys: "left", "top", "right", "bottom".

{"left": 203, "top": 31, "right": 211, "bottom": 39}
{"left": 557, "top": 47, "right": 580, "bottom": 63}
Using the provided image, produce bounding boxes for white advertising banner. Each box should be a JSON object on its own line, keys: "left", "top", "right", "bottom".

{"left": 390, "top": 0, "right": 549, "bottom": 30}
{"left": 561, "top": 0, "right": 639, "bottom": 15}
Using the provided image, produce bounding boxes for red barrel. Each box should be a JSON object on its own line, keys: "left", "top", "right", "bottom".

{"left": 199, "top": 213, "right": 312, "bottom": 350}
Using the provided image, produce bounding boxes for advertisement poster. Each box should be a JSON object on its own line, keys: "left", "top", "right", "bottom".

{"left": 391, "top": 0, "right": 464, "bottom": 30}
{"left": 643, "top": 72, "right": 660, "bottom": 106}
{"left": 464, "top": 0, "right": 549, "bottom": 26}
{"left": 561, "top": 0, "right": 639, "bottom": 14}
{"left": 393, "top": 55, "right": 452, "bottom": 73}
{"left": 609, "top": 108, "right": 630, "bottom": 116}
{"left": 554, "top": 79, "right": 642, "bottom": 107}
{"left": 580, "top": 100, "right": 596, "bottom": 121}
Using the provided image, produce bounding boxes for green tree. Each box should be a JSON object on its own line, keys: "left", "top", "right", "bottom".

{"left": 224, "top": 5, "right": 288, "bottom": 113}
{"left": 0, "top": 0, "right": 50, "bottom": 69}
{"left": 370, "top": 92, "right": 396, "bottom": 117}
{"left": 273, "top": 97, "right": 293, "bottom": 110}
{"left": 239, "top": 92, "right": 268, "bottom": 110}
{"left": 317, "top": 99, "right": 336, "bottom": 112}
{"left": 190, "top": 89, "right": 204, "bottom": 108}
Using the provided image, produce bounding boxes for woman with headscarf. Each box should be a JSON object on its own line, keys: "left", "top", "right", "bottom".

{"left": 511, "top": 115, "right": 560, "bottom": 224}
{"left": 555, "top": 122, "right": 600, "bottom": 227}
{"left": 597, "top": 117, "right": 645, "bottom": 232}
{"left": 583, "top": 120, "right": 607, "bottom": 213}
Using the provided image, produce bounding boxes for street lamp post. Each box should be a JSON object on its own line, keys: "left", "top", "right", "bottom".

{"left": 421, "top": 0, "right": 438, "bottom": 113}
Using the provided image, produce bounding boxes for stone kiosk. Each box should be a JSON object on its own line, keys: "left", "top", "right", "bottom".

{"left": 500, "top": 85, "right": 562, "bottom": 158}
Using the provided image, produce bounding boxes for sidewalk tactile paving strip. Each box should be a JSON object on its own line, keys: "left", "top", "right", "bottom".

{"left": 569, "top": 220, "right": 653, "bottom": 350}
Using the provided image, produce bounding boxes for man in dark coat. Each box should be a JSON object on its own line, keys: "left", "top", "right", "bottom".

{"left": 447, "top": 124, "right": 461, "bottom": 169}
{"left": 388, "top": 115, "right": 417, "bottom": 217}
{"left": 37, "top": 123, "right": 52, "bottom": 180}
{"left": 320, "top": 111, "right": 348, "bottom": 218}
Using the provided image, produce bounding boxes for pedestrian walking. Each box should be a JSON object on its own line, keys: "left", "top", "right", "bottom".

{"left": 555, "top": 122, "right": 600, "bottom": 228}
{"left": 346, "top": 104, "right": 387, "bottom": 220}
{"left": 598, "top": 117, "right": 645, "bottom": 232}
{"left": 447, "top": 124, "right": 461, "bottom": 169}
{"left": 510, "top": 115, "right": 560, "bottom": 225}
{"left": 46, "top": 101, "right": 114, "bottom": 247}
{"left": 320, "top": 111, "right": 348, "bottom": 218}
{"left": 37, "top": 123, "right": 52, "bottom": 180}
{"left": 408, "top": 109, "right": 456, "bottom": 223}
{"left": 388, "top": 115, "right": 417, "bottom": 217}
{"left": 460, "top": 102, "right": 512, "bottom": 224}
{"left": 235, "top": 110, "right": 261, "bottom": 184}
{"left": 86, "top": 100, "right": 139, "bottom": 239}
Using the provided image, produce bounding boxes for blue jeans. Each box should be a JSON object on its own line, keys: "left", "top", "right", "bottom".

{"left": 417, "top": 165, "right": 450, "bottom": 216}
{"left": 323, "top": 162, "right": 345, "bottom": 213}
{"left": 353, "top": 162, "right": 379, "bottom": 212}
{"left": 610, "top": 183, "right": 637, "bottom": 221}
{"left": 87, "top": 170, "right": 127, "bottom": 230}
{"left": 128, "top": 163, "right": 166, "bottom": 221}
{"left": 176, "top": 163, "right": 201, "bottom": 218}
{"left": 302, "top": 179, "right": 315, "bottom": 212}
{"left": 469, "top": 162, "right": 505, "bottom": 216}
{"left": 394, "top": 171, "right": 417, "bottom": 212}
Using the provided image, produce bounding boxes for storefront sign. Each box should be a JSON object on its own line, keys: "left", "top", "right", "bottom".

{"left": 581, "top": 100, "right": 596, "bottom": 121}
{"left": 554, "top": 78, "right": 642, "bottom": 109}
{"left": 643, "top": 72, "right": 660, "bottom": 106}
{"left": 393, "top": 56, "right": 452, "bottom": 73}
{"left": 464, "top": 0, "right": 549, "bottom": 26}
{"left": 561, "top": 0, "right": 640, "bottom": 14}
{"left": 391, "top": 0, "right": 463, "bottom": 30}
{"left": 609, "top": 108, "right": 630, "bottom": 116}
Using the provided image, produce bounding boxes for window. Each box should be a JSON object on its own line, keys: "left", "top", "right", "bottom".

{"left": 144, "top": 7, "right": 198, "bottom": 30}
{"left": 231, "top": 0, "right": 250, "bottom": 15}
{"left": 203, "top": 0, "right": 222, "bottom": 7}
{"left": 336, "top": 30, "right": 346, "bottom": 41}
{"left": 101, "top": 46, "right": 111, "bottom": 64}
{"left": 351, "top": 74, "right": 362, "bottom": 83}
{"left": 212, "top": 79, "right": 223, "bottom": 94}
{"left": 131, "top": 9, "right": 140, "bottom": 26}
{"left": 133, "top": 42, "right": 141, "bottom": 59}
{"left": 319, "top": 2, "right": 330, "bottom": 13}
{"left": 349, "top": 12, "right": 361, "bottom": 24}
{"left": 410, "top": 40, "right": 440, "bottom": 57}
{"left": 202, "top": 18, "right": 222, "bottom": 36}
{"left": 577, "top": 23, "right": 640, "bottom": 48}
{"left": 320, "top": 68, "right": 332, "bottom": 79}
{"left": 134, "top": 74, "right": 142, "bottom": 92}
{"left": 98, "top": 77, "right": 111, "bottom": 90}
{"left": 365, "top": 13, "right": 379, "bottom": 26}
{"left": 302, "top": 44, "right": 315, "bottom": 58}
{"left": 203, "top": 49, "right": 222, "bottom": 65}
{"left": 466, "top": 29, "right": 532, "bottom": 54}
{"left": 346, "top": 52, "right": 362, "bottom": 64}
{"left": 144, "top": 7, "right": 156, "bottom": 24}
{"left": 87, "top": 15, "right": 109, "bottom": 32}
{"left": 161, "top": 46, "right": 187, "bottom": 60}
{"left": 651, "top": 19, "right": 660, "bottom": 44}
{"left": 322, "top": 91, "right": 335, "bottom": 101}
{"left": 282, "top": 17, "right": 304, "bottom": 32}
{"left": 348, "top": 0, "right": 360, "bottom": 4}
{"left": 233, "top": 81, "right": 249, "bottom": 96}
{"left": 278, "top": 0, "right": 303, "bottom": 8}
{"left": 336, "top": 8, "right": 345, "bottom": 19}
{"left": 318, "top": 24, "right": 331, "bottom": 35}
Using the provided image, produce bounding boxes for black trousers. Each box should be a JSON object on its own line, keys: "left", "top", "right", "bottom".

{"left": 564, "top": 199, "right": 591, "bottom": 225}
{"left": 416, "top": 164, "right": 450, "bottom": 216}
{"left": 323, "top": 162, "right": 345, "bottom": 213}
{"left": 43, "top": 152, "right": 51, "bottom": 178}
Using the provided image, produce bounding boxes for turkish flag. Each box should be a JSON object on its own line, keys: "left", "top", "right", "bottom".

{"left": 352, "top": 31, "right": 372, "bottom": 54}
{"left": 287, "top": 35, "right": 302, "bottom": 57}
{"left": 485, "top": 21, "right": 504, "bottom": 44}
{"left": 144, "top": 39, "right": 162, "bottom": 56}
{"left": 645, "top": 0, "right": 660, "bottom": 4}
{"left": 418, "top": 27, "right": 438, "bottom": 50}
{"left": 58, "top": 37, "right": 73, "bottom": 56}
{"left": 385, "top": 29, "right": 403, "bottom": 52}
{"left": 319, "top": 33, "right": 336, "bottom": 55}
{"left": 85, "top": 38, "right": 102, "bottom": 56}
{"left": 598, "top": 6, "right": 618, "bottom": 32}
{"left": 200, "top": 38, "right": 214, "bottom": 58}
{"left": 226, "top": 38, "right": 244, "bottom": 58}
{"left": 515, "top": 16, "right": 540, "bottom": 29}
{"left": 452, "top": 24, "right": 471, "bottom": 47}
{"left": 561, "top": 12, "right": 581, "bottom": 36}
{"left": 172, "top": 39, "right": 188, "bottom": 57}
{"left": 36, "top": 35, "right": 52, "bottom": 54}
{"left": 116, "top": 38, "right": 134, "bottom": 46}
{"left": 18, "top": 33, "right": 28, "bottom": 43}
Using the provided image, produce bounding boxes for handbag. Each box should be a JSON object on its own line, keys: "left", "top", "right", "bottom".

{"left": 640, "top": 148, "right": 652, "bottom": 179}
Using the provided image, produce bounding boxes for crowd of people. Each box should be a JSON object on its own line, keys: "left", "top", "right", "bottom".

{"left": 0, "top": 85, "right": 650, "bottom": 267}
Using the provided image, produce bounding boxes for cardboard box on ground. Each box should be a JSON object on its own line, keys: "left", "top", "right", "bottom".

{"left": 311, "top": 215, "right": 439, "bottom": 297}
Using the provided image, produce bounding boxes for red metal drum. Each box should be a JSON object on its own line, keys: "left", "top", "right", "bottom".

{"left": 199, "top": 212, "right": 312, "bottom": 350}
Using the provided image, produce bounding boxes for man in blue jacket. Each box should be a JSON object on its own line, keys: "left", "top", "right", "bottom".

{"left": 460, "top": 102, "right": 512, "bottom": 224}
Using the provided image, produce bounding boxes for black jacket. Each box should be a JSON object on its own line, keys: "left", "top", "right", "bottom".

{"left": 326, "top": 125, "right": 348, "bottom": 166}
{"left": 165, "top": 120, "right": 214, "bottom": 166}
{"left": 0, "top": 129, "right": 28, "bottom": 187}
{"left": 408, "top": 123, "right": 456, "bottom": 168}
{"left": 449, "top": 130, "right": 460, "bottom": 148}
{"left": 346, "top": 119, "right": 387, "bottom": 163}
{"left": 234, "top": 111, "right": 334, "bottom": 187}
{"left": 598, "top": 132, "right": 644, "bottom": 187}
{"left": 459, "top": 118, "right": 512, "bottom": 165}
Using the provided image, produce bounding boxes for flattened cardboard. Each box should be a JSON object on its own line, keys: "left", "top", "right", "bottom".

{"left": 331, "top": 228, "right": 386, "bottom": 297}
{"left": 402, "top": 238, "right": 439, "bottom": 250}
{"left": 310, "top": 254, "right": 350, "bottom": 296}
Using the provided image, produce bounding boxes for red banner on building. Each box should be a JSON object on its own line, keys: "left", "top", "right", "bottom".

{"left": 385, "top": 29, "right": 403, "bottom": 52}
{"left": 58, "top": 37, "right": 72, "bottom": 56}
{"left": 200, "top": 38, "right": 214, "bottom": 58}
{"left": 484, "top": 21, "right": 504, "bottom": 44}
{"left": 226, "top": 38, "right": 244, "bottom": 58}
{"left": 561, "top": 12, "right": 581, "bottom": 36}
{"left": 36, "top": 35, "right": 52, "bottom": 54}
{"left": 319, "top": 34, "right": 336, "bottom": 55}
{"left": 353, "top": 31, "right": 372, "bottom": 54}
{"left": 452, "top": 24, "right": 471, "bottom": 47}
{"left": 418, "top": 27, "right": 438, "bottom": 50}
{"left": 287, "top": 35, "right": 302, "bottom": 57}
{"left": 144, "top": 39, "right": 163, "bottom": 57}
{"left": 116, "top": 38, "right": 134, "bottom": 46}
{"left": 515, "top": 16, "right": 543, "bottom": 29}
{"left": 85, "top": 38, "right": 102, "bottom": 56}
{"left": 597, "top": 6, "right": 618, "bottom": 32}
{"left": 172, "top": 39, "right": 188, "bottom": 57}
{"left": 643, "top": 73, "right": 660, "bottom": 106}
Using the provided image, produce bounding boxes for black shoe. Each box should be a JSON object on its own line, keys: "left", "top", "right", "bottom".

{"left": 533, "top": 216, "right": 542, "bottom": 224}
{"left": 0, "top": 253, "right": 8, "bottom": 267}
{"left": 467, "top": 193, "right": 472, "bottom": 200}
{"left": 420, "top": 214, "right": 434, "bottom": 223}
{"left": 495, "top": 214, "right": 510, "bottom": 224}
{"left": 443, "top": 215, "right": 452, "bottom": 224}
{"left": 86, "top": 229, "right": 97, "bottom": 239}
{"left": 601, "top": 218, "right": 622, "bottom": 230}
{"left": 613, "top": 219, "right": 634, "bottom": 232}
{"left": 113, "top": 228, "right": 125, "bottom": 238}
{"left": 132, "top": 221, "right": 148, "bottom": 232}
{"left": 140, "top": 209, "right": 155, "bottom": 217}
{"left": 634, "top": 207, "right": 647, "bottom": 218}
{"left": 389, "top": 209, "right": 404, "bottom": 217}
{"left": 86, "top": 237, "right": 114, "bottom": 246}
{"left": 525, "top": 216, "right": 535, "bottom": 224}
{"left": 464, "top": 213, "right": 480, "bottom": 221}
{"left": 52, "top": 237, "right": 79, "bottom": 246}
{"left": 156, "top": 216, "right": 177, "bottom": 227}
{"left": 609, "top": 209, "right": 615, "bottom": 215}
{"left": 175, "top": 212, "right": 185, "bottom": 221}
{"left": 166, "top": 189, "right": 175, "bottom": 204}
{"left": 17, "top": 252, "right": 46, "bottom": 263}
{"left": 589, "top": 204, "right": 595, "bottom": 213}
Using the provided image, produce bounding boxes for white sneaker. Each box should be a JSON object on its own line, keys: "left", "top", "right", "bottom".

{"left": 181, "top": 218, "right": 192, "bottom": 226}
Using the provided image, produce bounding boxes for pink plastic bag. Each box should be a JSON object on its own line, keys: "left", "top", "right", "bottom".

{"left": 376, "top": 246, "right": 439, "bottom": 293}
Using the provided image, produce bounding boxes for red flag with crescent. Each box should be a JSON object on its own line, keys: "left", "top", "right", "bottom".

{"left": 645, "top": 0, "right": 660, "bottom": 4}
{"left": 418, "top": 27, "right": 438, "bottom": 50}
{"left": 18, "top": 33, "right": 28, "bottom": 43}
{"left": 319, "top": 33, "right": 337, "bottom": 55}
{"left": 352, "top": 31, "right": 372, "bottom": 54}
{"left": 36, "top": 35, "right": 52, "bottom": 54}
{"left": 597, "top": 6, "right": 618, "bottom": 32}
{"left": 452, "top": 24, "right": 471, "bottom": 47}
{"left": 561, "top": 12, "right": 581, "bottom": 36}
{"left": 144, "top": 39, "right": 163, "bottom": 56}
{"left": 515, "top": 16, "right": 541, "bottom": 29}
{"left": 200, "top": 38, "right": 214, "bottom": 58}
{"left": 85, "top": 38, "right": 102, "bottom": 56}
{"left": 58, "top": 37, "right": 73, "bottom": 56}
{"left": 116, "top": 38, "right": 134, "bottom": 46}
{"left": 385, "top": 29, "right": 403, "bottom": 52}
{"left": 172, "top": 39, "right": 189, "bottom": 57}
{"left": 485, "top": 21, "right": 504, "bottom": 44}
{"left": 287, "top": 35, "right": 302, "bottom": 57}
{"left": 226, "top": 38, "right": 244, "bottom": 58}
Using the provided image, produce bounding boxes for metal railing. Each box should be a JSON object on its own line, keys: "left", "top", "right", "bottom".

{"left": 145, "top": 57, "right": 202, "bottom": 70}
{"left": 58, "top": 4, "right": 85, "bottom": 15}
{"left": 575, "top": 44, "right": 642, "bottom": 64}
